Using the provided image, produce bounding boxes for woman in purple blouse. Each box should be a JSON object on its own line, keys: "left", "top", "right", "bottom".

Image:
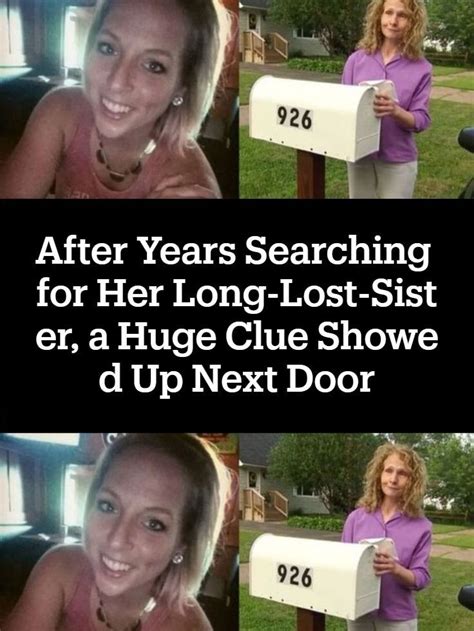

{"left": 342, "top": 0, "right": 432, "bottom": 198}
{"left": 342, "top": 443, "right": 432, "bottom": 630}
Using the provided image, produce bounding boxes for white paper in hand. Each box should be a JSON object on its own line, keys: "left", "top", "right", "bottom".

{"left": 359, "top": 537, "right": 399, "bottom": 559}
{"left": 359, "top": 80, "right": 399, "bottom": 102}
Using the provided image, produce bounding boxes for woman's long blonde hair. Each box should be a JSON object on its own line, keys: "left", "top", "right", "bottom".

{"left": 84, "top": 0, "right": 230, "bottom": 154}
{"left": 357, "top": 443, "right": 427, "bottom": 517}
{"left": 357, "top": 0, "right": 428, "bottom": 59}
{"left": 83, "top": 433, "right": 231, "bottom": 614}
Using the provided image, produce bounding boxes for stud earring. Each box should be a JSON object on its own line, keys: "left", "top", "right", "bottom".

{"left": 172, "top": 552, "right": 184, "bottom": 564}
{"left": 172, "top": 96, "right": 184, "bottom": 107}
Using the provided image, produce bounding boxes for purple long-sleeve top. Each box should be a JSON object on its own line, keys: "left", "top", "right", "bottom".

{"left": 342, "top": 49, "right": 432, "bottom": 163}
{"left": 342, "top": 507, "right": 432, "bottom": 621}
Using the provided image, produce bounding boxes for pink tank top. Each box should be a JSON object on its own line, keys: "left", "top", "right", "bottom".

{"left": 61, "top": 565, "right": 170, "bottom": 631}
{"left": 55, "top": 98, "right": 220, "bottom": 199}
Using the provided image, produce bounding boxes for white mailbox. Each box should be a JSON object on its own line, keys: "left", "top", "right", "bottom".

{"left": 249, "top": 76, "right": 380, "bottom": 162}
{"left": 249, "top": 534, "right": 380, "bottom": 621}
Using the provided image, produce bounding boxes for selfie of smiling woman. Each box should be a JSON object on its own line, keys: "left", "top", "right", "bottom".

{"left": 0, "top": 0, "right": 238, "bottom": 199}
{"left": 0, "top": 433, "right": 238, "bottom": 631}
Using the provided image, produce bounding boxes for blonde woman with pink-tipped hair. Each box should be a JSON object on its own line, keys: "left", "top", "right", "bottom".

{"left": 4, "top": 434, "right": 231, "bottom": 631}
{"left": 0, "top": 0, "right": 230, "bottom": 199}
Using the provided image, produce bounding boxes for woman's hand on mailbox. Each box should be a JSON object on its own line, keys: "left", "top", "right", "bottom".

{"left": 373, "top": 94, "right": 398, "bottom": 118}
{"left": 373, "top": 551, "right": 398, "bottom": 576}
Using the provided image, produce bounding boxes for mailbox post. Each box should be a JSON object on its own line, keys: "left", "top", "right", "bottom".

{"left": 297, "top": 151, "right": 325, "bottom": 199}
{"left": 297, "top": 608, "right": 325, "bottom": 631}
{"left": 249, "top": 77, "right": 380, "bottom": 199}
{"left": 249, "top": 534, "right": 380, "bottom": 631}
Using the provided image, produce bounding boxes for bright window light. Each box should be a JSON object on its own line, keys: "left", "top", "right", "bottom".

{"left": 63, "top": 464, "right": 95, "bottom": 527}
{"left": 63, "top": 7, "right": 95, "bottom": 70}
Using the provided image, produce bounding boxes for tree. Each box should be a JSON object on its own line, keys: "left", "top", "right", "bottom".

{"left": 267, "top": 433, "right": 384, "bottom": 514}
{"left": 384, "top": 433, "right": 453, "bottom": 458}
{"left": 269, "top": 0, "right": 370, "bottom": 56}
{"left": 426, "top": 435, "right": 474, "bottom": 517}
{"left": 427, "top": 0, "right": 474, "bottom": 56}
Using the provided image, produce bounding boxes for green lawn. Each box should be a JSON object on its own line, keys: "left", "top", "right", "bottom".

{"left": 241, "top": 530, "right": 261, "bottom": 564}
{"left": 241, "top": 557, "right": 474, "bottom": 631}
{"left": 433, "top": 76, "right": 474, "bottom": 90}
{"left": 432, "top": 524, "right": 472, "bottom": 535}
{"left": 240, "top": 99, "right": 473, "bottom": 198}
{"left": 432, "top": 66, "right": 470, "bottom": 77}
{"left": 433, "top": 534, "right": 474, "bottom": 548}
{"left": 241, "top": 70, "right": 262, "bottom": 106}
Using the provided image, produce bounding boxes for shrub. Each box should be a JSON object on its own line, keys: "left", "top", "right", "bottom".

{"left": 288, "top": 49, "right": 303, "bottom": 59}
{"left": 424, "top": 510, "right": 473, "bottom": 526}
{"left": 287, "top": 515, "right": 345, "bottom": 532}
{"left": 425, "top": 52, "right": 468, "bottom": 67}
{"left": 288, "top": 508, "right": 303, "bottom": 517}
{"left": 287, "top": 57, "right": 345, "bottom": 74}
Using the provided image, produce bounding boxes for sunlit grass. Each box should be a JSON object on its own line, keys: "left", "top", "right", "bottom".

{"left": 433, "top": 534, "right": 474, "bottom": 548}
{"left": 432, "top": 66, "right": 470, "bottom": 77}
{"left": 240, "top": 71, "right": 263, "bottom": 106}
{"left": 433, "top": 76, "right": 474, "bottom": 90}
{"left": 432, "top": 524, "right": 472, "bottom": 535}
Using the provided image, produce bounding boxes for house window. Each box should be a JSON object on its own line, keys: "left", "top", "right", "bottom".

{"left": 294, "top": 27, "right": 318, "bottom": 39}
{"left": 248, "top": 13, "right": 257, "bottom": 31}
{"left": 294, "top": 485, "right": 317, "bottom": 497}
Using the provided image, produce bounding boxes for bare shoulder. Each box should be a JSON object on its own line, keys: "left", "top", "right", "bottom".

{"left": 32, "top": 86, "right": 84, "bottom": 137}
{"left": 23, "top": 543, "right": 87, "bottom": 598}
{"left": 2, "top": 545, "right": 88, "bottom": 631}
{"left": 43, "top": 542, "right": 88, "bottom": 567}
{"left": 35, "top": 85, "right": 84, "bottom": 110}
{"left": 0, "top": 86, "right": 86, "bottom": 197}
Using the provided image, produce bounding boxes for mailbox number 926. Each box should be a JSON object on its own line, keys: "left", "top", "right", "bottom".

{"left": 277, "top": 106, "right": 313, "bottom": 130}
{"left": 277, "top": 563, "right": 313, "bottom": 587}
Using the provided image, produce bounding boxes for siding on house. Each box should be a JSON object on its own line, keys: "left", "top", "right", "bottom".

{"left": 239, "top": 9, "right": 328, "bottom": 58}
{"left": 287, "top": 33, "right": 328, "bottom": 57}
{"left": 262, "top": 19, "right": 328, "bottom": 57}
{"left": 261, "top": 476, "right": 329, "bottom": 514}
{"left": 290, "top": 491, "right": 328, "bottom": 514}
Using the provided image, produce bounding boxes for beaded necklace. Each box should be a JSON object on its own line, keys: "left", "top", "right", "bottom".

{"left": 96, "top": 588, "right": 157, "bottom": 631}
{"left": 96, "top": 131, "right": 157, "bottom": 183}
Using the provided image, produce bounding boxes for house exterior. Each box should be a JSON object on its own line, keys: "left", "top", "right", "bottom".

{"left": 239, "top": 0, "right": 328, "bottom": 60}
{"left": 240, "top": 433, "right": 328, "bottom": 518}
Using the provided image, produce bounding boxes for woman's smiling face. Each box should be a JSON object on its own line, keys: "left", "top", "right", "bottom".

{"left": 84, "top": 446, "right": 188, "bottom": 598}
{"left": 84, "top": 0, "right": 188, "bottom": 141}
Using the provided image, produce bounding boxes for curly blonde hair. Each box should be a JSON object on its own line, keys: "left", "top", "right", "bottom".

{"left": 357, "top": 443, "right": 427, "bottom": 517}
{"left": 357, "top": 0, "right": 428, "bottom": 59}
